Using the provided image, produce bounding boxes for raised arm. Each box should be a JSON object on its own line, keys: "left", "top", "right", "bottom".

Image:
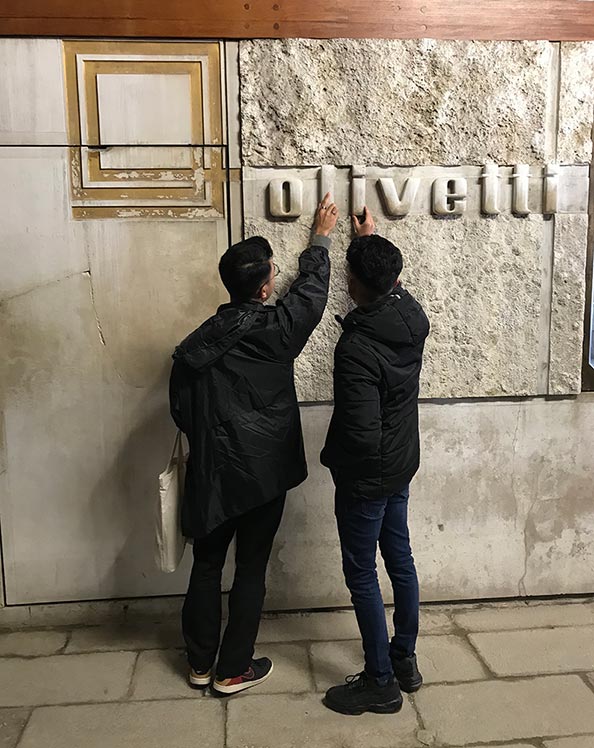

{"left": 277, "top": 193, "right": 338, "bottom": 358}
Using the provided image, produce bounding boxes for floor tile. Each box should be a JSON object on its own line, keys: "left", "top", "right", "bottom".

{"left": 0, "top": 631, "right": 67, "bottom": 657}
{"left": 0, "top": 708, "right": 30, "bottom": 748}
{"left": 0, "top": 652, "right": 136, "bottom": 707}
{"left": 66, "top": 621, "right": 182, "bottom": 653}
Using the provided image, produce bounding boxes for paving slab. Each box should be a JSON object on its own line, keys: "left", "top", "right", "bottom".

{"left": 18, "top": 700, "right": 224, "bottom": 748}
{"left": 248, "top": 644, "right": 314, "bottom": 694}
{"left": 257, "top": 610, "right": 360, "bottom": 643}
{"left": 0, "top": 652, "right": 136, "bottom": 708}
{"left": 227, "top": 693, "right": 422, "bottom": 748}
{"left": 0, "top": 709, "right": 30, "bottom": 748}
{"left": 469, "top": 626, "right": 594, "bottom": 676}
{"left": 415, "top": 675, "right": 594, "bottom": 746}
{"left": 310, "top": 635, "right": 486, "bottom": 692}
{"left": 0, "top": 631, "right": 67, "bottom": 657}
{"left": 454, "top": 603, "right": 594, "bottom": 631}
{"left": 66, "top": 621, "right": 182, "bottom": 653}
{"left": 544, "top": 738, "right": 594, "bottom": 748}
{"left": 130, "top": 649, "right": 195, "bottom": 700}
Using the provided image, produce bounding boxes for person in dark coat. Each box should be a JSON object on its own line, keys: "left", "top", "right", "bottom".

{"left": 320, "top": 207, "right": 430, "bottom": 716}
{"left": 169, "top": 193, "right": 338, "bottom": 696}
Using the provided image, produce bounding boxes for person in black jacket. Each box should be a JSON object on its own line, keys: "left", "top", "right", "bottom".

{"left": 169, "top": 194, "right": 338, "bottom": 696}
{"left": 320, "top": 207, "right": 430, "bottom": 716}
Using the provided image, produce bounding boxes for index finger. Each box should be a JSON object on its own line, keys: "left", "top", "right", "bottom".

{"left": 320, "top": 191, "right": 331, "bottom": 207}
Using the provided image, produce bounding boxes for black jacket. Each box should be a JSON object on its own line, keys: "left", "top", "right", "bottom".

{"left": 169, "top": 237, "right": 331, "bottom": 538}
{"left": 321, "top": 285, "right": 429, "bottom": 500}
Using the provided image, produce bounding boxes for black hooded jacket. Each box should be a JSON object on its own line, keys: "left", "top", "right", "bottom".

{"left": 321, "top": 285, "right": 429, "bottom": 500}
{"left": 169, "top": 237, "right": 331, "bottom": 538}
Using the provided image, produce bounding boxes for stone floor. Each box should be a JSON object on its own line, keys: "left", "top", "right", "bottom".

{"left": 1, "top": 597, "right": 594, "bottom": 748}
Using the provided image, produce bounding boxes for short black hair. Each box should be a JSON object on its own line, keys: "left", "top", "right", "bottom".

{"left": 346, "top": 235, "right": 403, "bottom": 297}
{"left": 219, "top": 236, "right": 273, "bottom": 302}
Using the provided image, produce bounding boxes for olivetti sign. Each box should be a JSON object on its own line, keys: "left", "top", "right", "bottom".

{"left": 243, "top": 164, "right": 589, "bottom": 220}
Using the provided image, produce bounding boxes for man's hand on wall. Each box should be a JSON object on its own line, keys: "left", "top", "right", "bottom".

{"left": 352, "top": 206, "right": 375, "bottom": 237}
{"left": 314, "top": 192, "right": 339, "bottom": 236}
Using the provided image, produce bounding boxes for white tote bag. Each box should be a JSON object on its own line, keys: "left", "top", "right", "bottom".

{"left": 155, "top": 429, "right": 188, "bottom": 573}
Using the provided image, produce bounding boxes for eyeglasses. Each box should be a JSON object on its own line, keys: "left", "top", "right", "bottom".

{"left": 256, "top": 262, "right": 281, "bottom": 296}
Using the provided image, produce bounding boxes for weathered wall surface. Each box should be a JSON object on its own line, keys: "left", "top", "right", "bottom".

{"left": 0, "top": 38, "right": 593, "bottom": 611}
{"left": 0, "top": 39, "right": 233, "bottom": 604}
{"left": 267, "top": 395, "right": 594, "bottom": 609}
{"left": 240, "top": 39, "right": 591, "bottom": 402}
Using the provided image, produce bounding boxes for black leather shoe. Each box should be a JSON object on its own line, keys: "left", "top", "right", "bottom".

{"left": 323, "top": 671, "right": 403, "bottom": 716}
{"left": 391, "top": 654, "right": 423, "bottom": 693}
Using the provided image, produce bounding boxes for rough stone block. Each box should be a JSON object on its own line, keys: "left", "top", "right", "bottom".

{"left": 310, "top": 636, "right": 486, "bottom": 692}
{"left": 66, "top": 622, "right": 182, "bottom": 653}
{"left": 549, "top": 214, "right": 589, "bottom": 394}
{"left": 0, "top": 631, "right": 67, "bottom": 657}
{"left": 415, "top": 675, "right": 594, "bottom": 745}
{"left": 558, "top": 42, "right": 594, "bottom": 164}
{"left": 0, "top": 708, "right": 29, "bottom": 748}
{"left": 18, "top": 701, "right": 225, "bottom": 748}
{"left": 240, "top": 40, "right": 552, "bottom": 166}
{"left": 0, "top": 652, "right": 136, "bottom": 707}
{"left": 247, "top": 214, "right": 547, "bottom": 401}
{"left": 130, "top": 649, "right": 193, "bottom": 700}
{"left": 454, "top": 601, "right": 594, "bottom": 631}
{"left": 227, "top": 693, "right": 422, "bottom": 748}
{"left": 469, "top": 626, "right": 594, "bottom": 676}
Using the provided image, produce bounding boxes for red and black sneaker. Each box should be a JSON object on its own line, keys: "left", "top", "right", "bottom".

{"left": 211, "top": 657, "right": 274, "bottom": 696}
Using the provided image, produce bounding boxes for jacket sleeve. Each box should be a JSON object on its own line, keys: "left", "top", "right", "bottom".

{"left": 169, "top": 360, "right": 191, "bottom": 434}
{"left": 276, "top": 235, "right": 331, "bottom": 359}
{"left": 320, "top": 339, "right": 382, "bottom": 473}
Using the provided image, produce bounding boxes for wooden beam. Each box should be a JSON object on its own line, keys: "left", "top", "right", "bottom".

{"left": 1, "top": 0, "right": 594, "bottom": 41}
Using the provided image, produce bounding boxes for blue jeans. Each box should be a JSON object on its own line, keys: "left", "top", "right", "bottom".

{"left": 335, "top": 485, "right": 419, "bottom": 684}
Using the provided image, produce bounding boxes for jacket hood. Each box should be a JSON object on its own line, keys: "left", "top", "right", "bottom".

{"left": 172, "top": 303, "right": 261, "bottom": 372}
{"left": 339, "top": 286, "right": 429, "bottom": 348}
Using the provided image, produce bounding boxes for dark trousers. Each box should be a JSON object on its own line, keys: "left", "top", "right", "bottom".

{"left": 182, "top": 494, "right": 286, "bottom": 679}
{"left": 335, "top": 485, "right": 419, "bottom": 684}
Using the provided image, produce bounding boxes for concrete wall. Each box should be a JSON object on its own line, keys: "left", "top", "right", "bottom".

{"left": 1, "top": 38, "right": 593, "bottom": 611}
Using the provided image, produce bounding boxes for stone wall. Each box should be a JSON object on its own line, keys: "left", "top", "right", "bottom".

{"left": 240, "top": 39, "right": 593, "bottom": 402}
{"left": 0, "top": 38, "right": 593, "bottom": 611}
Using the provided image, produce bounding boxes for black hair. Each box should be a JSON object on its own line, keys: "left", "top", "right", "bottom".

{"left": 346, "top": 235, "right": 403, "bottom": 298}
{"left": 218, "top": 236, "right": 273, "bottom": 302}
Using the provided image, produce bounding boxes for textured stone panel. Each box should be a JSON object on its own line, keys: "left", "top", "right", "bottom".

{"left": 227, "top": 694, "right": 421, "bottom": 748}
{"left": 247, "top": 215, "right": 546, "bottom": 401}
{"left": 415, "top": 676, "right": 594, "bottom": 745}
{"left": 240, "top": 40, "right": 552, "bottom": 166}
{"left": 549, "top": 214, "right": 589, "bottom": 394}
{"left": 545, "top": 739, "right": 594, "bottom": 748}
{"left": 19, "top": 701, "right": 225, "bottom": 748}
{"left": 0, "top": 39, "right": 66, "bottom": 145}
{"left": 0, "top": 652, "right": 136, "bottom": 707}
{"left": 469, "top": 626, "right": 594, "bottom": 676}
{"left": 558, "top": 42, "right": 594, "bottom": 164}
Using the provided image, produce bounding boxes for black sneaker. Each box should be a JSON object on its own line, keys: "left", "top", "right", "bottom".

{"left": 323, "top": 671, "right": 403, "bottom": 716}
{"left": 211, "top": 657, "right": 273, "bottom": 696}
{"left": 391, "top": 654, "right": 423, "bottom": 693}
